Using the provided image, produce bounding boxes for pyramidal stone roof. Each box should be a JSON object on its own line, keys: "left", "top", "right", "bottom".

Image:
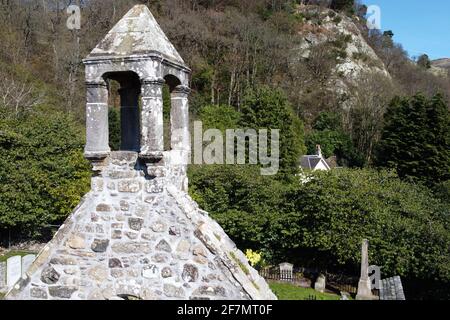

{"left": 87, "top": 5, "right": 185, "bottom": 66}
{"left": 5, "top": 154, "right": 276, "bottom": 300}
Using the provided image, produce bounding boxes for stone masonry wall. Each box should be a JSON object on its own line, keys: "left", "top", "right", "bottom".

{"left": 6, "top": 152, "right": 276, "bottom": 300}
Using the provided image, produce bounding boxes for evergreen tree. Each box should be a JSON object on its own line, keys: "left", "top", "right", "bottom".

{"left": 240, "top": 86, "right": 306, "bottom": 175}
{"left": 330, "top": 0, "right": 355, "bottom": 13}
{"left": 376, "top": 93, "right": 450, "bottom": 187}
{"left": 417, "top": 54, "right": 432, "bottom": 69}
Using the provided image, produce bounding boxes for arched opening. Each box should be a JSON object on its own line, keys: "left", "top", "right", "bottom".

{"left": 103, "top": 71, "right": 141, "bottom": 152}
{"left": 163, "top": 74, "right": 182, "bottom": 151}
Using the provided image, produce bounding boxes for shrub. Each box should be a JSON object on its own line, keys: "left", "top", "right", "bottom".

{"left": 189, "top": 166, "right": 450, "bottom": 282}
{"left": 0, "top": 111, "right": 90, "bottom": 238}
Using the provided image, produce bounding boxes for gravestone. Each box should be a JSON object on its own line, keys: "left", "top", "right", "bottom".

{"left": 314, "top": 274, "right": 326, "bottom": 293}
{"left": 0, "top": 262, "right": 6, "bottom": 290}
{"left": 21, "top": 255, "right": 36, "bottom": 277}
{"left": 6, "top": 256, "right": 21, "bottom": 288}
{"left": 279, "top": 263, "right": 293, "bottom": 281}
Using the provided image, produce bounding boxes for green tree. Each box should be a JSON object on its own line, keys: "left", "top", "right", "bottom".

{"left": 376, "top": 93, "right": 450, "bottom": 187}
{"left": 189, "top": 166, "right": 450, "bottom": 284}
{"left": 417, "top": 54, "right": 431, "bottom": 69}
{"left": 306, "top": 112, "right": 365, "bottom": 167}
{"left": 108, "top": 107, "right": 121, "bottom": 151}
{"left": 0, "top": 111, "right": 90, "bottom": 238}
{"left": 199, "top": 104, "right": 241, "bottom": 132}
{"left": 330, "top": 0, "right": 355, "bottom": 13}
{"left": 240, "top": 86, "right": 306, "bottom": 175}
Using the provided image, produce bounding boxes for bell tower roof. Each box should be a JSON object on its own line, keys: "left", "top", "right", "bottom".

{"left": 87, "top": 5, "right": 185, "bottom": 66}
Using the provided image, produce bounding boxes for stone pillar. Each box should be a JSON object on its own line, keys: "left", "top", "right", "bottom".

{"left": 85, "top": 81, "right": 110, "bottom": 159}
{"left": 356, "top": 239, "right": 374, "bottom": 300}
{"left": 170, "top": 85, "right": 191, "bottom": 151}
{"left": 140, "top": 78, "right": 165, "bottom": 160}
{"left": 119, "top": 86, "right": 140, "bottom": 151}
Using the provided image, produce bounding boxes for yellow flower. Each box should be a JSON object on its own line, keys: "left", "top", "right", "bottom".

{"left": 245, "top": 249, "right": 262, "bottom": 267}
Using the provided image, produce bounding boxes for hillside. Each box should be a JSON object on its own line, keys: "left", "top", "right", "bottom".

{"left": 432, "top": 58, "right": 450, "bottom": 70}
{"left": 432, "top": 58, "right": 450, "bottom": 77}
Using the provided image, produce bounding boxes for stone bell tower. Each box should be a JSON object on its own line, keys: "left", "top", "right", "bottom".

{"left": 6, "top": 5, "right": 276, "bottom": 300}
{"left": 84, "top": 3, "right": 191, "bottom": 191}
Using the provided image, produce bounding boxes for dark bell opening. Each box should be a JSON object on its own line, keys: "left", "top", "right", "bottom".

{"left": 103, "top": 71, "right": 141, "bottom": 152}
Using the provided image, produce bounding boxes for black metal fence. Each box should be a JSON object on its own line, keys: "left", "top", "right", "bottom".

{"left": 259, "top": 266, "right": 358, "bottom": 295}
{"left": 259, "top": 268, "right": 303, "bottom": 283}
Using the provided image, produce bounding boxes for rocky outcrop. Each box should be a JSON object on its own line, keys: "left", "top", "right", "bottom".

{"left": 431, "top": 58, "right": 450, "bottom": 78}
{"left": 296, "top": 6, "right": 389, "bottom": 79}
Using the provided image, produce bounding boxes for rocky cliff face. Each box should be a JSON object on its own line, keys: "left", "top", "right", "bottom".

{"left": 431, "top": 58, "right": 450, "bottom": 78}
{"left": 294, "top": 6, "right": 392, "bottom": 108}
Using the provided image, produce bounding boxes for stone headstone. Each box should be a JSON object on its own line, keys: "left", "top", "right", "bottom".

{"left": 314, "top": 274, "right": 326, "bottom": 293}
{"left": 279, "top": 262, "right": 293, "bottom": 281}
{"left": 7, "top": 256, "right": 22, "bottom": 288}
{"left": 22, "top": 255, "right": 36, "bottom": 277}
{"left": 0, "top": 262, "right": 6, "bottom": 290}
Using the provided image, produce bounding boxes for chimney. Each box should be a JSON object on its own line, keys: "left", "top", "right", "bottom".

{"left": 316, "top": 145, "right": 323, "bottom": 158}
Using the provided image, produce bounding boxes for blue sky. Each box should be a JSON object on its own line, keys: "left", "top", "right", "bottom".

{"left": 362, "top": 0, "right": 450, "bottom": 60}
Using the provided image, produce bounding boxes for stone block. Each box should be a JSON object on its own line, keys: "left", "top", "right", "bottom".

{"left": 142, "top": 265, "right": 159, "bottom": 279}
{"left": 163, "top": 284, "right": 185, "bottom": 298}
{"left": 128, "top": 218, "right": 144, "bottom": 231}
{"left": 111, "top": 242, "right": 152, "bottom": 254}
{"left": 66, "top": 235, "right": 85, "bottom": 249}
{"left": 91, "top": 239, "right": 110, "bottom": 253}
{"left": 96, "top": 204, "right": 112, "bottom": 212}
{"left": 118, "top": 180, "right": 142, "bottom": 193}
{"left": 155, "top": 240, "right": 172, "bottom": 252}
{"left": 41, "top": 266, "right": 60, "bottom": 284}
{"left": 30, "top": 287, "right": 48, "bottom": 299}
{"left": 145, "top": 179, "right": 164, "bottom": 193}
{"left": 48, "top": 286, "right": 77, "bottom": 299}
{"left": 182, "top": 264, "right": 199, "bottom": 283}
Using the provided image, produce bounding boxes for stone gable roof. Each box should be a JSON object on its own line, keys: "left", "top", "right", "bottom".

{"left": 5, "top": 152, "right": 276, "bottom": 300}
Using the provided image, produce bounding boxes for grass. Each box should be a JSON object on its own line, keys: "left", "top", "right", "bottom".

{"left": 269, "top": 281, "right": 341, "bottom": 300}
{"left": 0, "top": 251, "right": 34, "bottom": 263}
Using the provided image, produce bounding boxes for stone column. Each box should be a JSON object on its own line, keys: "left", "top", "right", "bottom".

{"left": 140, "top": 78, "right": 165, "bottom": 161}
{"left": 356, "top": 239, "right": 374, "bottom": 300}
{"left": 84, "top": 80, "right": 110, "bottom": 159}
{"left": 170, "top": 85, "right": 191, "bottom": 152}
{"left": 119, "top": 86, "right": 140, "bottom": 151}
